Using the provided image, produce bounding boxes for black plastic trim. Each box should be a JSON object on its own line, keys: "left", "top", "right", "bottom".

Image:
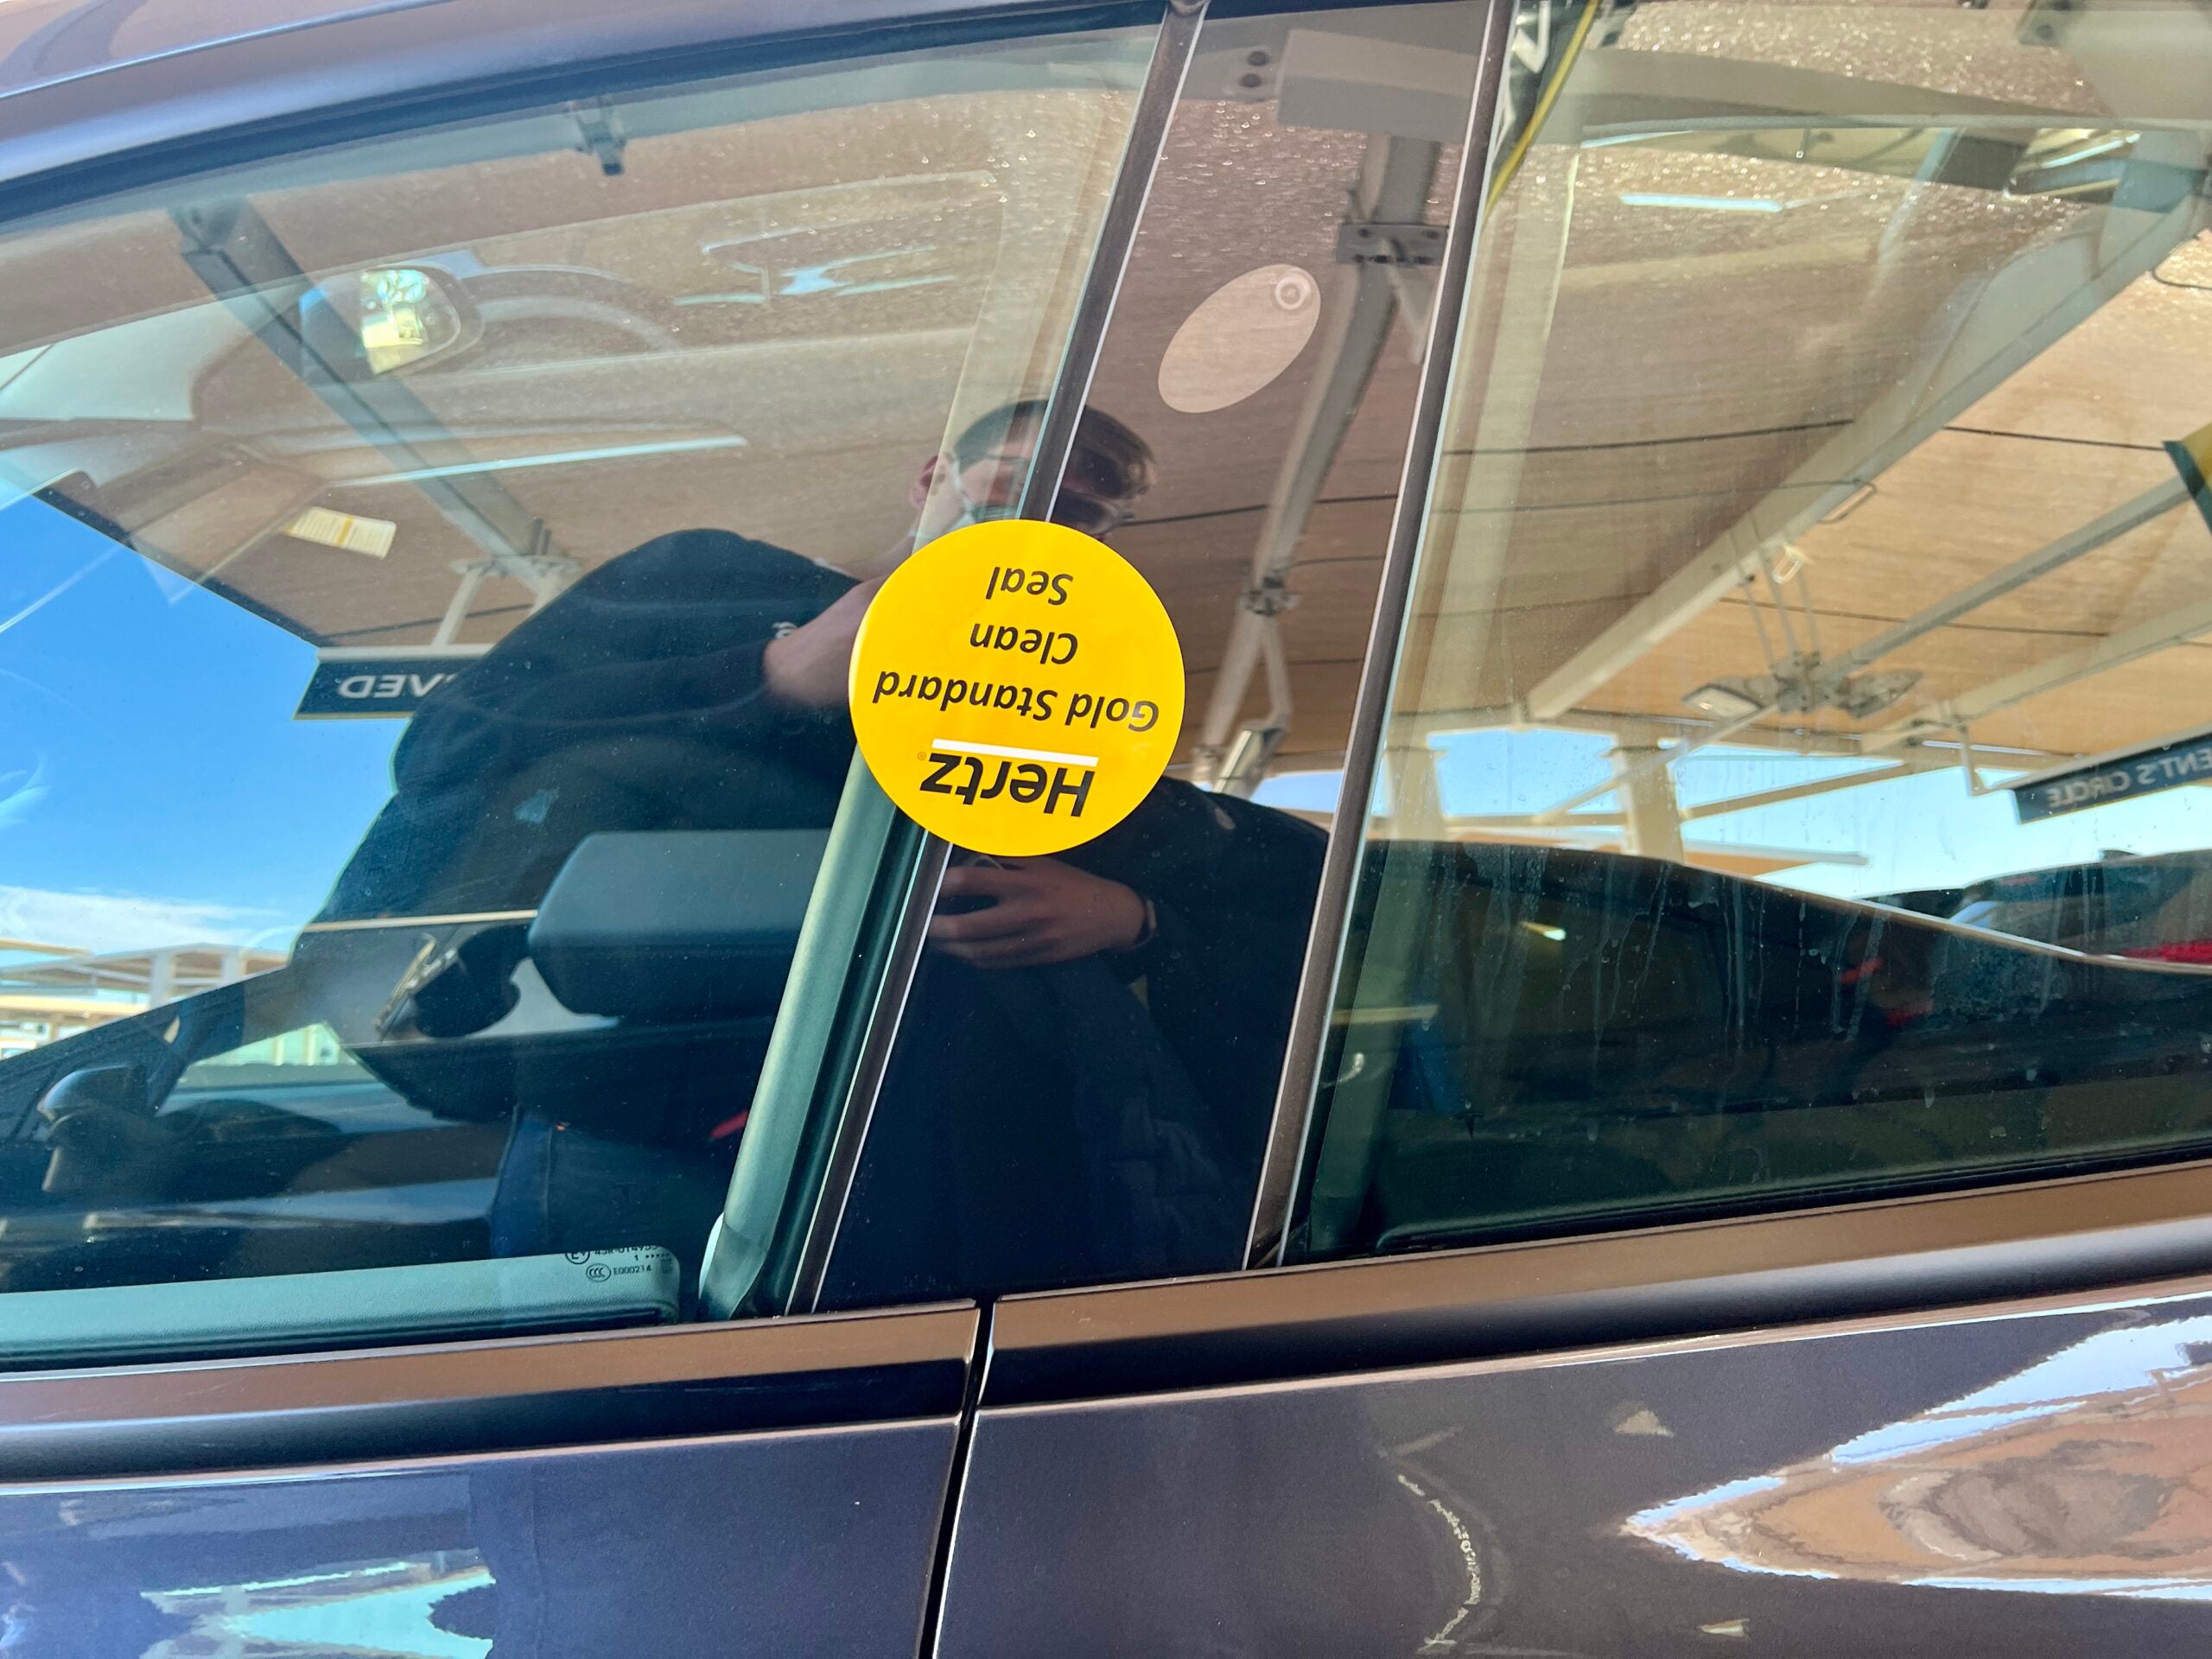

{"left": 795, "top": 0, "right": 1208, "bottom": 1314}
{"left": 1243, "top": 0, "right": 1516, "bottom": 1267}
{"left": 0, "top": 1302, "right": 975, "bottom": 1481}
{"left": 913, "top": 1302, "right": 996, "bottom": 1659}
{"left": 988, "top": 1160, "right": 2212, "bottom": 1406}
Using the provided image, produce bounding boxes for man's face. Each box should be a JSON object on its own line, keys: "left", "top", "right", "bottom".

{"left": 913, "top": 429, "right": 1137, "bottom": 547}
{"left": 951, "top": 438, "right": 1031, "bottom": 523}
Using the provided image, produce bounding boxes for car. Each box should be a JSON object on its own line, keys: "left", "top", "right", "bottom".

{"left": 1, "top": 0, "right": 2211, "bottom": 1654}
{"left": 1946, "top": 849, "right": 2212, "bottom": 964}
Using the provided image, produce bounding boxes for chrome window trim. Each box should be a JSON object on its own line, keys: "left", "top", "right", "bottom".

{"left": 1242, "top": 0, "right": 1517, "bottom": 1269}
{"left": 0, "top": 1416, "right": 963, "bottom": 1501}
{"left": 994, "top": 1156, "right": 2212, "bottom": 1406}
{"left": 0, "top": 1301, "right": 977, "bottom": 1481}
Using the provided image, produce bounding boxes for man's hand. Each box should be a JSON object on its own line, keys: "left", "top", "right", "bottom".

{"left": 762, "top": 575, "right": 885, "bottom": 709}
{"left": 928, "top": 859, "right": 1148, "bottom": 968}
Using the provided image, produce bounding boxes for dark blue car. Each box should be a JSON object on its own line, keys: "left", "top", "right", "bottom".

{"left": 3, "top": 0, "right": 2212, "bottom": 1652}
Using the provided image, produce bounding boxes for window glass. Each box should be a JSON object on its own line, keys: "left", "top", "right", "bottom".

{"left": 0, "top": 22, "right": 1153, "bottom": 1359}
{"left": 818, "top": 1, "right": 1483, "bottom": 1307}
{"left": 1294, "top": 0, "right": 2212, "bottom": 1260}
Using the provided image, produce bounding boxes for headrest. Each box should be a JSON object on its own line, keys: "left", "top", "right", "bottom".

{"left": 530, "top": 830, "right": 829, "bottom": 1022}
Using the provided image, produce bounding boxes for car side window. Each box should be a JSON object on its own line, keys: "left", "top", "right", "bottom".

{"left": 817, "top": 0, "right": 1485, "bottom": 1310}
{"left": 1290, "top": 0, "right": 2212, "bottom": 1261}
{"left": 0, "top": 21, "right": 1154, "bottom": 1363}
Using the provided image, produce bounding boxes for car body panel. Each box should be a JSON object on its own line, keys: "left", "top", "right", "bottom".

{"left": 0, "top": 1415, "right": 958, "bottom": 1658}
{"left": 941, "top": 1276, "right": 2212, "bottom": 1657}
{"left": 0, "top": 0, "right": 452, "bottom": 103}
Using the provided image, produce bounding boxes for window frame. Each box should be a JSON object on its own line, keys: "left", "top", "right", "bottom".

{"left": 760, "top": 0, "right": 1211, "bottom": 1327}
{"left": 1235, "top": 0, "right": 1519, "bottom": 1269}
{"left": 0, "top": 1301, "right": 977, "bottom": 1480}
{"left": 785, "top": 0, "right": 1525, "bottom": 1309}
{"left": 985, "top": 1157, "right": 2212, "bottom": 1408}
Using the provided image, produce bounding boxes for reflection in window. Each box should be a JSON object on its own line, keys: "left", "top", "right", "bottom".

{"left": 0, "top": 496, "right": 370, "bottom": 1064}
{"left": 1295, "top": 0, "right": 2212, "bottom": 1261}
{"left": 821, "top": 1, "right": 1480, "bottom": 1309}
{"left": 0, "top": 26, "right": 1150, "bottom": 1345}
{"left": 1157, "top": 263, "right": 1323, "bottom": 413}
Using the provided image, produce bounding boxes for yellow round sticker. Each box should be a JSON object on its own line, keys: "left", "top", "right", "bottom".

{"left": 849, "top": 518, "right": 1185, "bottom": 855}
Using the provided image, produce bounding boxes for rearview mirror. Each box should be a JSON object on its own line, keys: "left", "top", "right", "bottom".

{"left": 296, "top": 264, "right": 482, "bottom": 380}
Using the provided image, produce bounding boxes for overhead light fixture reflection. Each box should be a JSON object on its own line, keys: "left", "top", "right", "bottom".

{"left": 287, "top": 507, "right": 395, "bottom": 558}
{"left": 347, "top": 434, "right": 748, "bottom": 487}
{"left": 2032, "top": 130, "right": 2136, "bottom": 170}
{"left": 1582, "top": 130, "right": 1697, "bottom": 149}
{"left": 1158, "top": 263, "right": 1322, "bottom": 415}
{"left": 1683, "top": 681, "right": 1764, "bottom": 720}
{"left": 1619, "top": 192, "right": 1784, "bottom": 213}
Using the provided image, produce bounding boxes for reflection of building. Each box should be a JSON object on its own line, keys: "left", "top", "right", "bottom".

{"left": 0, "top": 937, "right": 285, "bottom": 1058}
{"left": 1628, "top": 1313, "right": 2212, "bottom": 1600}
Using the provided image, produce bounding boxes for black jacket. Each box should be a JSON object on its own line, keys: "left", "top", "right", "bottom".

{"left": 323, "top": 528, "right": 1324, "bottom": 1287}
{"left": 321, "top": 529, "right": 855, "bottom": 924}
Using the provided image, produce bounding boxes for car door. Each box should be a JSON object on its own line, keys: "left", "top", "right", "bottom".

{"left": 0, "top": 1313, "right": 975, "bottom": 1659}
{"left": 0, "top": 0, "right": 1173, "bottom": 1650}
{"left": 931, "top": 0, "right": 2212, "bottom": 1649}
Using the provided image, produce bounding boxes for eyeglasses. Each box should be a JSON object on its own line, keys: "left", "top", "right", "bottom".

{"left": 953, "top": 468, "right": 1135, "bottom": 538}
{"left": 1049, "top": 491, "right": 1135, "bottom": 538}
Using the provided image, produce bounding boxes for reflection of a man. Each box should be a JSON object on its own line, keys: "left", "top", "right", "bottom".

{"left": 319, "top": 401, "right": 1323, "bottom": 1300}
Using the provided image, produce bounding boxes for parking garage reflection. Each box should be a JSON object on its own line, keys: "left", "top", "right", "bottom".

{"left": 1626, "top": 1311, "right": 2212, "bottom": 1600}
